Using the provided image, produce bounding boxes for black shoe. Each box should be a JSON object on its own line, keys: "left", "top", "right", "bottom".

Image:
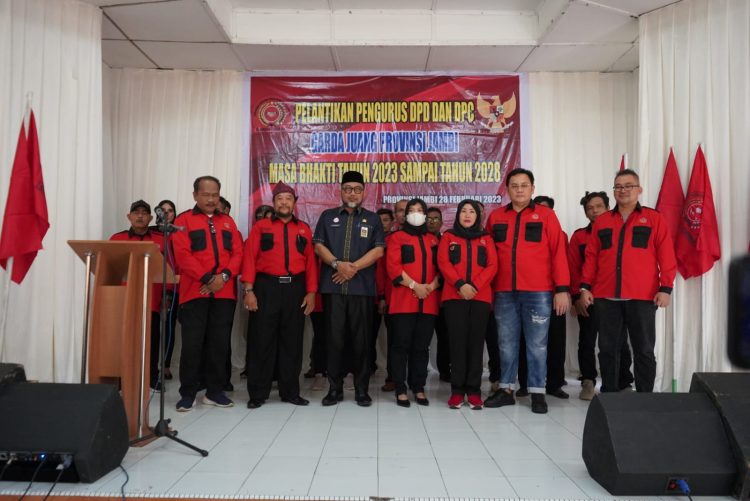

{"left": 282, "top": 395, "right": 310, "bottom": 406}
{"left": 247, "top": 399, "right": 264, "bottom": 409}
{"left": 224, "top": 382, "right": 234, "bottom": 392}
{"left": 439, "top": 373, "right": 451, "bottom": 382}
{"left": 484, "top": 389, "right": 515, "bottom": 408}
{"left": 546, "top": 387, "right": 569, "bottom": 399}
{"left": 381, "top": 381, "right": 395, "bottom": 392}
{"left": 322, "top": 391, "right": 343, "bottom": 406}
{"left": 531, "top": 393, "right": 548, "bottom": 414}
{"left": 303, "top": 368, "right": 316, "bottom": 379}
{"left": 415, "top": 394, "right": 429, "bottom": 406}
{"left": 240, "top": 369, "right": 247, "bottom": 379}
{"left": 396, "top": 395, "right": 411, "bottom": 408}
{"left": 516, "top": 387, "right": 529, "bottom": 397}
{"left": 150, "top": 381, "right": 162, "bottom": 392}
{"left": 355, "top": 393, "right": 372, "bottom": 407}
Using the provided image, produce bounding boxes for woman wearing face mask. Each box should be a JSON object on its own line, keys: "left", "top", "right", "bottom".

{"left": 438, "top": 199, "right": 497, "bottom": 409}
{"left": 386, "top": 198, "right": 441, "bottom": 407}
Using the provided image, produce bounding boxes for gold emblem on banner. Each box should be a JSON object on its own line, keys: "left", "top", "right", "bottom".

{"left": 477, "top": 92, "right": 516, "bottom": 133}
{"left": 256, "top": 100, "right": 288, "bottom": 126}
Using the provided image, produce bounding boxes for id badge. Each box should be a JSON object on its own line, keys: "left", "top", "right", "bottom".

{"left": 360, "top": 226, "right": 369, "bottom": 238}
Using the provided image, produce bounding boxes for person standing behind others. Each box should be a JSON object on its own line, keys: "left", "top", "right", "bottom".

{"left": 371, "top": 208, "right": 395, "bottom": 374}
{"left": 569, "top": 191, "right": 635, "bottom": 400}
{"left": 241, "top": 182, "right": 318, "bottom": 409}
{"left": 579, "top": 169, "right": 677, "bottom": 393}
{"left": 171, "top": 176, "right": 243, "bottom": 411}
{"left": 153, "top": 199, "right": 178, "bottom": 382}
{"left": 438, "top": 200, "right": 497, "bottom": 410}
{"left": 313, "top": 171, "right": 385, "bottom": 407}
{"left": 484, "top": 168, "right": 570, "bottom": 414}
{"left": 426, "top": 207, "right": 451, "bottom": 383}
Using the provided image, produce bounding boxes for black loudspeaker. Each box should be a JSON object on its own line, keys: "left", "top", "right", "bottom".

{"left": 582, "top": 392, "right": 737, "bottom": 496}
{"left": 690, "top": 372, "right": 750, "bottom": 499}
{"left": 0, "top": 363, "right": 26, "bottom": 391}
{"left": 0, "top": 383, "right": 129, "bottom": 483}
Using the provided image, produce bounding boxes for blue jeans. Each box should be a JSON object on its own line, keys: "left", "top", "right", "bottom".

{"left": 494, "top": 291, "right": 553, "bottom": 394}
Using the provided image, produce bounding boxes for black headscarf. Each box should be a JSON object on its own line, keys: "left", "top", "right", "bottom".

{"left": 401, "top": 198, "right": 428, "bottom": 236}
{"left": 450, "top": 199, "right": 484, "bottom": 240}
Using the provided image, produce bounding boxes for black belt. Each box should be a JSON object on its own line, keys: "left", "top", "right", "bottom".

{"left": 257, "top": 272, "right": 304, "bottom": 284}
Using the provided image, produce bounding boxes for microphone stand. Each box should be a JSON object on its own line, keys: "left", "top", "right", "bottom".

{"left": 149, "top": 212, "right": 208, "bottom": 457}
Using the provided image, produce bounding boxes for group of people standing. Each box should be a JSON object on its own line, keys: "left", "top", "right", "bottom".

{"left": 111, "top": 165, "right": 676, "bottom": 415}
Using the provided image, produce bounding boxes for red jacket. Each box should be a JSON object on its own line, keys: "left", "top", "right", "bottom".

{"left": 376, "top": 232, "right": 396, "bottom": 305}
{"left": 581, "top": 204, "right": 677, "bottom": 300}
{"left": 567, "top": 225, "right": 592, "bottom": 298}
{"left": 386, "top": 229, "right": 440, "bottom": 315}
{"left": 240, "top": 216, "right": 318, "bottom": 293}
{"left": 110, "top": 228, "right": 164, "bottom": 313}
{"left": 487, "top": 202, "right": 570, "bottom": 293}
{"left": 438, "top": 230, "right": 497, "bottom": 304}
{"left": 172, "top": 207, "right": 243, "bottom": 304}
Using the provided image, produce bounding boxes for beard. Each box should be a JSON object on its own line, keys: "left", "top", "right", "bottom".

{"left": 346, "top": 201, "right": 360, "bottom": 209}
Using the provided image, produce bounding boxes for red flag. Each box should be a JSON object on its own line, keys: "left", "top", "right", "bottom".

{"left": 655, "top": 148, "right": 685, "bottom": 242}
{"left": 674, "top": 145, "right": 721, "bottom": 278}
{"left": 619, "top": 154, "right": 625, "bottom": 171}
{"left": 0, "top": 111, "right": 49, "bottom": 284}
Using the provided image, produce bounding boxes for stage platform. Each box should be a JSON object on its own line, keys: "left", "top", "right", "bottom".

{"left": 0, "top": 371, "right": 731, "bottom": 500}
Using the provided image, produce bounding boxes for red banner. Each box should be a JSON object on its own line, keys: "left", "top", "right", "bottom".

{"left": 249, "top": 75, "right": 521, "bottom": 231}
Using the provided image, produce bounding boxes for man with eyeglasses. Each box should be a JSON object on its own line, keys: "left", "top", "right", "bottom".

{"left": 579, "top": 169, "right": 676, "bottom": 393}
{"left": 484, "top": 168, "right": 570, "bottom": 414}
{"left": 313, "top": 171, "right": 385, "bottom": 406}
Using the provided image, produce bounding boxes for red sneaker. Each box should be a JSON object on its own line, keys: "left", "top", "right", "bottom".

{"left": 448, "top": 394, "right": 464, "bottom": 409}
{"left": 467, "top": 394, "right": 484, "bottom": 410}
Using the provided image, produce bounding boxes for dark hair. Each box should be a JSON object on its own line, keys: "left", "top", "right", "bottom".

{"left": 533, "top": 195, "right": 554, "bottom": 209}
{"left": 157, "top": 199, "right": 176, "bottom": 213}
{"left": 193, "top": 175, "right": 221, "bottom": 192}
{"left": 580, "top": 191, "right": 610, "bottom": 209}
{"left": 426, "top": 207, "right": 442, "bottom": 216}
{"left": 219, "top": 196, "right": 231, "bottom": 211}
{"left": 406, "top": 198, "right": 428, "bottom": 214}
{"left": 255, "top": 205, "right": 274, "bottom": 219}
{"left": 505, "top": 168, "right": 535, "bottom": 187}
{"left": 614, "top": 168, "right": 640, "bottom": 183}
{"left": 377, "top": 208, "right": 394, "bottom": 219}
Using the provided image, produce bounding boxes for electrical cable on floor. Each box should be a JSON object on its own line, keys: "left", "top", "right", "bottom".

{"left": 17, "top": 455, "right": 47, "bottom": 501}
{"left": 40, "top": 458, "right": 70, "bottom": 501}
{"left": 0, "top": 456, "right": 14, "bottom": 481}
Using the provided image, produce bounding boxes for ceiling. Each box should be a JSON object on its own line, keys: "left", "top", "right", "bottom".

{"left": 87, "top": 0, "right": 680, "bottom": 72}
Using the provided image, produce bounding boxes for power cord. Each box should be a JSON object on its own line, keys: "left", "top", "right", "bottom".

{"left": 40, "top": 456, "right": 71, "bottom": 501}
{"left": 676, "top": 478, "right": 693, "bottom": 501}
{"left": 17, "top": 455, "right": 47, "bottom": 501}
{"left": 0, "top": 456, "right": 15, "bottom": 481}
{"left": 119, "top": 464, "right": 129, "bottom": 501}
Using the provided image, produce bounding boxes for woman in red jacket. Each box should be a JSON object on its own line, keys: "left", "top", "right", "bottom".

{"left": 386, "top": 198, "right": 441, "bottom": 407}
{"left": 438, "top": 200, "right": 497, "bottom": 409}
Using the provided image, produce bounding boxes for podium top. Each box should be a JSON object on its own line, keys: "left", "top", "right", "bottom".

{"left": 68, "top": 240, "right": 177, "bottom": 283}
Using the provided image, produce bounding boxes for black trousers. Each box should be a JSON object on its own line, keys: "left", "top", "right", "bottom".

{"left": 310, "top": 311, "right": 327, "bottom": 374}
{"left": 595, "top": 299, "right": 657, "bottom": 393}
{"left": 435, "top": 308, "right": 451, "bottom": 377}
{"left": 577, "top": 305, "right": 634, "bottom": 385}
{"left": 485, "top": 311, "right": 501, "bottom": 382}
{"left": 444, "top": 300, "right": 489, "bottom": 396}
{"left": 324, "top": 294, "right": 373, "bottom": 394}
{"left": 390, "top": 312, "right": 436, "bottom": 395}
{"left": 178, "top": 297, "right": 235, "bottom": 398}
{"left": 150, "top": 312, "right": 160, "bottom": 387}
{"left": 164, "top": 292, "right": 178, "bottom": 368}
{"left": 384, "top": 312, "right": 395, "bottom": 380}
{"left": 246, "top": 275, "right": 306, "bottom": 400}
{"left": 518, "top": 312, "right": 566, "bottom": 391}
{"left": 370, "top": 309, "right": 382, "bottom": 372}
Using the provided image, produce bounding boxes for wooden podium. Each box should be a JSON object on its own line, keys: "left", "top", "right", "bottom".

{"left": 68, "top": 240, "right": 176, "bottom": 443}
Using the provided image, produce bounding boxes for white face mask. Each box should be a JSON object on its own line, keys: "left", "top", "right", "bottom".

{"left": 406, "top": 212, "right": 426, "bottom": 226}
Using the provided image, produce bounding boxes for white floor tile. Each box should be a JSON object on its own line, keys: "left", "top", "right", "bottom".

{"left": 436, "top": 457, "right": 504, "bottom": 477}
{"left": 308, "top": 474, "right": 378, "bottom": 497}
{"left": 497, "top": 458, "right": 566, "bottom": 477}
{"left": 443, "top": 475, "right": 518, "bottom": 498}
{"left": 378, "top": 457, "right": 441, "bottom": 478}
{"left": 507, "top": 475, "right": 588, "bottom": 498}
{"left": 167, "top": 471, "right": 249, "bottom": 495}
{"left": 378, "top": 475, "right": 448, "bottom": 498}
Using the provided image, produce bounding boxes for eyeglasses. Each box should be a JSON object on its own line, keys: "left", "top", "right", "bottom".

{"left": 426, "top": 217, "right": 441, "bottom": 223}
{"left": 613, "top": 184, "right": 640, "bottom": 192}
{"left": 509, "top": 183, "right": 532, "bottom": 190}
{"left": 342, "top": 186, "right": 364, "bottom": 194}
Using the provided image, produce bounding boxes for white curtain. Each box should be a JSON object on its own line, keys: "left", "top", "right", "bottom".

{"left": 639, "top": 0, "right": 750, "bottom": 390}
{"left": 527, "top": 71, "right": 639, "bottom": 375}
{"left": 102, "top": 67, "right": 246, "bottom": 368}
{"left": 0, "top": 0, "right": 103, "bottom": 382}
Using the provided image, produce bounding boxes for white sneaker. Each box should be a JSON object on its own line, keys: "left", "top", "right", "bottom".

{"left": 311, "top": 374, "right": 326, "bottom": 391}
{"left": 580, "top": 379, "right": 596, "bottom": 401}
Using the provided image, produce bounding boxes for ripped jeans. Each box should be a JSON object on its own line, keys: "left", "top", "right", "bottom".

{"left": 494, "top": 291, "right": 553, "bottom": 394}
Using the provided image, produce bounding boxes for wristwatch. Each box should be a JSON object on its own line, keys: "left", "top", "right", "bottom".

{"left": 243, "top": 287, "right": 254, "bottom": 295}
{"left": 331, "top": 259, "right": 339, "bottom": 270}
{"left": 409, "top": 281, "right": 416, "bottom": 290}
{"left": 221, "top": 272, "right": 230, "bottom": 282}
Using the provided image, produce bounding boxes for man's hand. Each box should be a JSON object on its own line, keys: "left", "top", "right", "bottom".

{"left": 654, "top": 291, "right": 671, "bottom": 308}
{"left": 332, "top": 271, "right": 348, "bottom": 285}
{"left": 243, "top": 291, "right": 258, "bottom": 311}
{"left": 336, "top": 261, "right": 358, "bottom": 280}
{"left": 200, "top": 274, "right": 225, "bottom": 295}
{"left": 573, "top": 297, "right": 590, "bottom": 317}
{"left": 553, "top": 292, "right": 571, "bottom": 316}
{"left": 377, "top": 299, "right": 386, "bottom": 315}
{"left": 301, "top": 292, "right": 316, "bottom": 315}
{"left": 459, "top": 283, "right": 477, "bottom": 300}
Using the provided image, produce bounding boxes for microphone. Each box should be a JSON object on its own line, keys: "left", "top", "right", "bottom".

{"left": 155, "top": 206, "right": 165, "bottom": 225}
{"left": 154, "top": 206, "right": 185, "bottom": 232}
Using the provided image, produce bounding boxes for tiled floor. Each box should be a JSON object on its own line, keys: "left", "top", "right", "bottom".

{"left": 0, "top": 371, "right": 733, "bottom": 500}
